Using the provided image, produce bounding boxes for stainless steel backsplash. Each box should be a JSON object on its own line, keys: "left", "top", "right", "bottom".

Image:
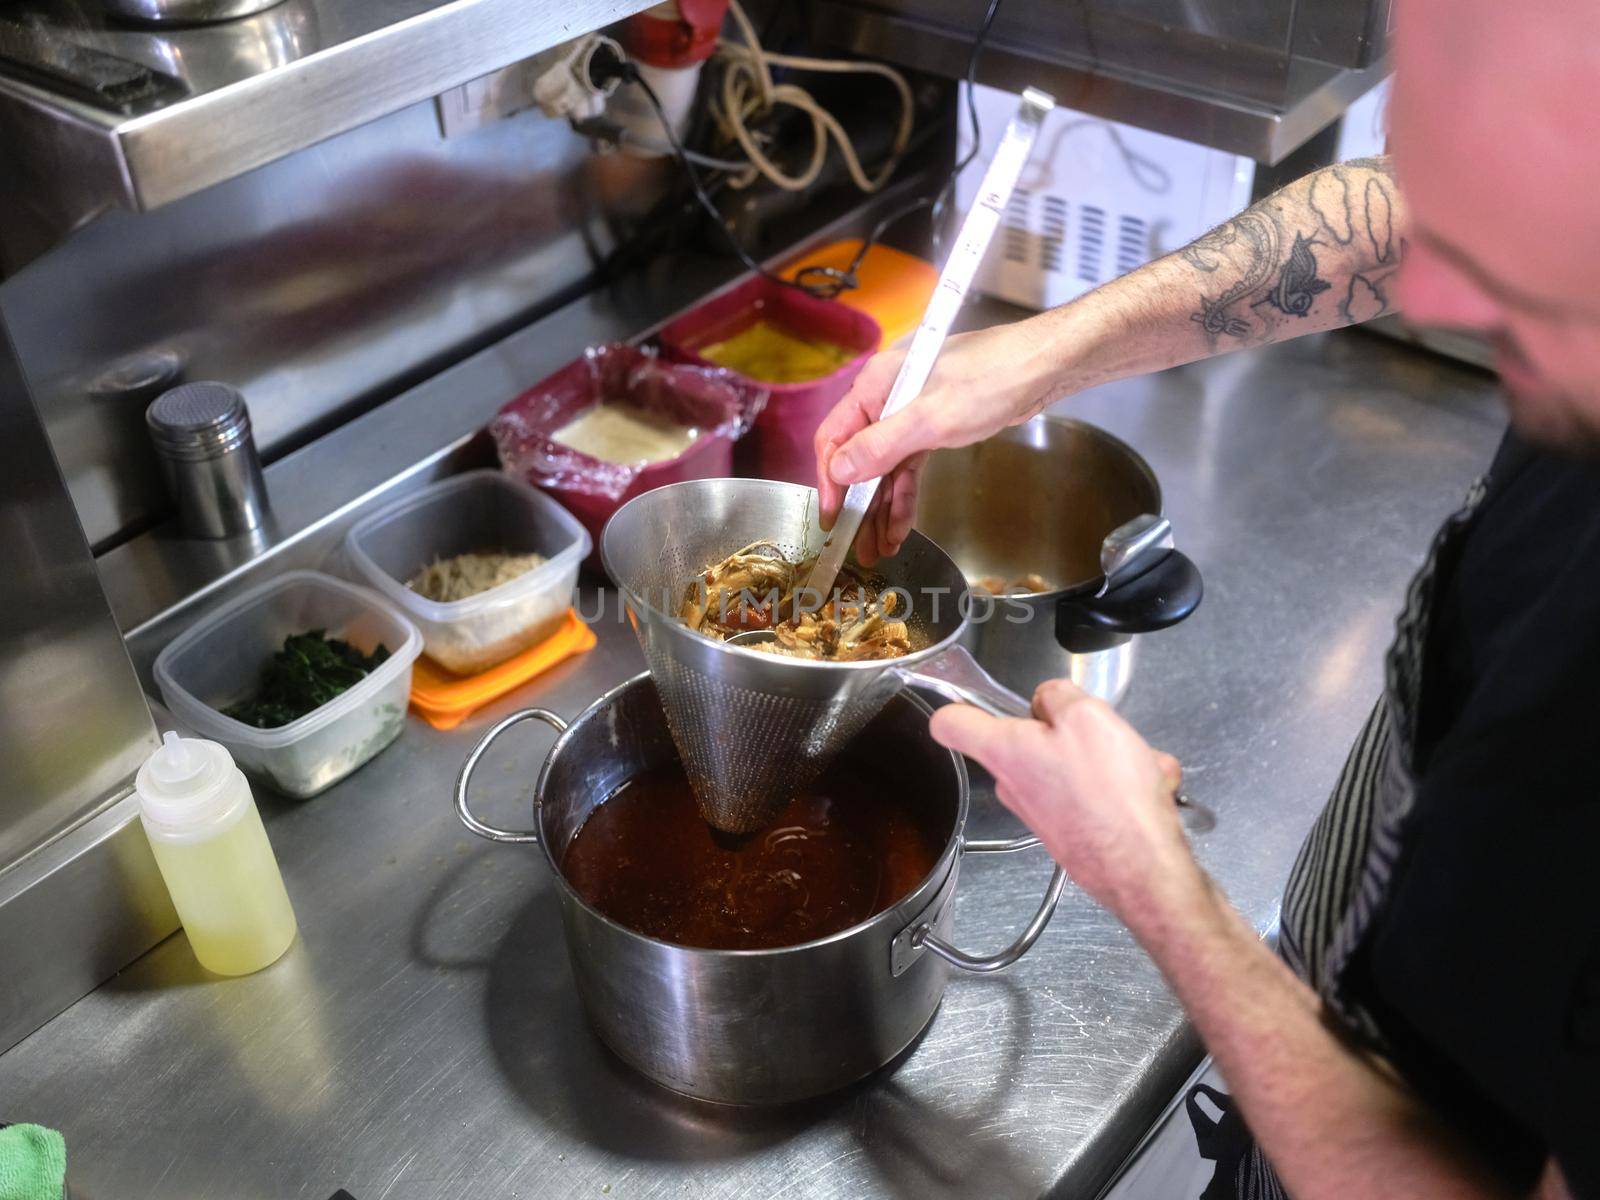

{"left": 0, "top": 93, "right": 669, "bottom": 551}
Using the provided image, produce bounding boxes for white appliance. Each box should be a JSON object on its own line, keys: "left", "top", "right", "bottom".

{"left": 1333, "top": 74, "right": 1393, "bottom": 164}
{"left": 956, "top": 85, "right": 1256, "bottom": 311}
{"left": 956, "top": 79, "right": 1393, "bottom": 313}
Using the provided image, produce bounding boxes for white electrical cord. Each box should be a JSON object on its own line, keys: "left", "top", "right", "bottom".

{"left": 611, "top": 127, "right": 752, "bottom": 171}
{"left": 711, "top": 0, "right": 915, "bottom": 194}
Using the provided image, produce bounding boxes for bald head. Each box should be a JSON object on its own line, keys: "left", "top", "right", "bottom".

{"left": 1391, "top": 0, "right": 1600, "bottom": 448}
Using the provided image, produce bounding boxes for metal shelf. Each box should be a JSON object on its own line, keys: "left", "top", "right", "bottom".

{"left": 809, "top": 0, "right": 1389, "bottom": 165}
{"left": 0, "top": 0, "right": 653, "bottom": 218}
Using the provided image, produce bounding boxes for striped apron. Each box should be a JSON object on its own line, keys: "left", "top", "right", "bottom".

{"left": 1206, "top": 470, "right": 1491, "bottom": 1199}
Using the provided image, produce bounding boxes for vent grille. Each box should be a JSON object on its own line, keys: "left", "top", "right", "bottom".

{"left": 1003, "top": 189, "right": 1031, "bottom": 264}
{"left": 1077, "top": 205, "right": 1105, "bottom": 283}
{"left": 985, "top": 190, "right": 1155, "bottom": 291}
{"left": 1116, "top": 215, "right": 1147, "bottom": 276}
{"left": 1040, "top": 195, "right": 1068, "bottom": 273}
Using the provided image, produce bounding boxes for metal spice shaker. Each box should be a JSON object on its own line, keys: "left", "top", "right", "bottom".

{"left": 146, "top": 381, "right": 270, "bottom": 539}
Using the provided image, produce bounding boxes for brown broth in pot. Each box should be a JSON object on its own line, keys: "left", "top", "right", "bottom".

{"left": 560, "top": 761, "right": 949, "bottom": 950}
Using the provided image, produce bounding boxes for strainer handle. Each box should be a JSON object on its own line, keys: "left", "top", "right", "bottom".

{"left": 894, "top": 644, "right": 1030, "bottom": 718}
{"left": 906, "top": 651, "right": 1215, "bottom": 834}
{"left": 912, "top": 844, "right": 1069, "bottom": 974}
{"left": 454, "top": 708, "right": 569, "bottom": 845}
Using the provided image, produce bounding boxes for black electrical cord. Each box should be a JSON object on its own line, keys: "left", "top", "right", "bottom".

{"left": 592, "top": 49, "right": 816, "bottom": 294}
{"left": 949, "top": 0, "right": 1006, "bottom": 198}
{"left": 793, "top": 0, "right": 1006, "bottom": 298}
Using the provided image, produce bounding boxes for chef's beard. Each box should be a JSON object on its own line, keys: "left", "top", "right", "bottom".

{"left": 1504, "top": 396, "right": 1600, "bottom": 457}
{"left": 1494, "top": 336, "right": 1600, "bottom": 459}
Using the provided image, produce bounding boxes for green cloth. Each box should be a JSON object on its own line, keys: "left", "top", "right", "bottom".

{"left": 0, "top": 1125, "right": 65, "bottom": 1200}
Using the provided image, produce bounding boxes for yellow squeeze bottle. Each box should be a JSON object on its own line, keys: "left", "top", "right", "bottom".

{"left": 136, "top": 732, "right": 297, "bottom": 975}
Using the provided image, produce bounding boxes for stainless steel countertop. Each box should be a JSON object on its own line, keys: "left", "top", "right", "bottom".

{"left": 0, "top": 320, "right": 1506, "bottom": 1199}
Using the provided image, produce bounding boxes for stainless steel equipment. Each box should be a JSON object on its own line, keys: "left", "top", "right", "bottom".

{"left": 0, "top": 87, "right": 669, "bottom": 553}
{"left": 0, "top": 315, "right": 174, "bottom": 1054}
{"left": 0, "top": 0, "right": 658, "bottom": 266}
{"left": 0, "top": 299, "right": 1511, "bottom": 1200}
{"left": 103, "top": 0, "right": 287, "bottom": 25}
{"left": 454, "top": 672, "right": 1065, "bottom": 1105}
{"left": 602, "top": 477, "right": 1019, "bottom": 833}
{"left": 146, "top": 381, "right": 270, "bottom": 539}
{"left": 916, "top": 416, "right": 1200, "bottom": 702}
{"left": 809, "top": 85, "right": 1052, "bottom": 599}
{"left": 0, "top": 324, "right": 156, "bottom": 866}
{"left": 810, "top": 0, "right": 1390, "bottom": 164}
{"left": 0, "top": 0, "right": 676, "bottom": 1064}
{"left": 602, "top": 476, "right": 1201, "bottom": 833}
{"left": 0, "top": 148, "right": 940, "bottom": 1056}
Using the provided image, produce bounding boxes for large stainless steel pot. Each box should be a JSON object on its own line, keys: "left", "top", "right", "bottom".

{"left": 916, "top": 416, "right": 1202, "bottom": 703}
{"left": 455, "top": 672, "right": 1065, "bottom": 1105}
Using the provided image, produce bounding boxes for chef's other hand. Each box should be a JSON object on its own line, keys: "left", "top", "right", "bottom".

{"left": 813, "top": 322, "right": 1061, "bottom": 565}
{"left": 929, "top": 678, "right": 1197, "bottom": 919}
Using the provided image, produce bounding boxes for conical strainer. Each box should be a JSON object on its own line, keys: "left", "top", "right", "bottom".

{"left": 601, "top": 477, "right": 1033, "bottom": 833}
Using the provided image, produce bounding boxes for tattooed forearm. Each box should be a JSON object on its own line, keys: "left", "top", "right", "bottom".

{"left": 1179, "top": 155, "right": 1404, "bottom": 344}
{"left": 1187, "top": 210, "right": 1281, "bottom": 342}
{"left": 1031, "top": 156, "right": 1406, "bottom": 395}
{"left": 1341, "top": 155, "right": 1396, "bottom": 179}
{"left": 1180, "top": 225, "right": 1238, "bottom": 273}
{"left": 1254, "top": 232, "right": 1332, "bottom": 317}
{"left": 1365, "top": 176, "right": 1394, "bottom": 264}
{"left": 1340, "top": 269, "right": 1399, "bottom": 323}
{"left": 1310, "top": 166, "right": 1357, "bottom": 245}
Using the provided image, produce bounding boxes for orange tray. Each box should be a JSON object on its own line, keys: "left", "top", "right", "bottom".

{"left": 409, "top": 609, "right": 596, "bottom": 730}
{"left": 781, "top": 240, "right": 938, "bottom": 347}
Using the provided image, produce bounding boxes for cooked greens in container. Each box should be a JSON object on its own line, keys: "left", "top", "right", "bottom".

{"left": 225, "top": 631, "right": 393, "bottom": 729}
{"left": 154, "top": 572, "right": 422, "bottom": 798}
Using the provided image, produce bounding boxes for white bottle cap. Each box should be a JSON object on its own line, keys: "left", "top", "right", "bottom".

{"left": 136, "top": 732, "right": 243, "bottom": 836}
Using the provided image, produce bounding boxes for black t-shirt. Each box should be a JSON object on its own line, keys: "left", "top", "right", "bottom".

{"left": 1346, "top": 431, "right": 1600, "bottom": 1196}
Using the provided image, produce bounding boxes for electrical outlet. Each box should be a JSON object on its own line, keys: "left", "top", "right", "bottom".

{"left": 435, "top": 36, "right": 620, "bottom": 138}
{"left": 434, "top": 55, "right": 549, "bottom": 138}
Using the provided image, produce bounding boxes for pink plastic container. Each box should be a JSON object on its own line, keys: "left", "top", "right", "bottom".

{"left": 490, "top": 344, "right": 762, "bottom": 561}
{"left": 659, "top": 276, "right": 881, "bottom": 487}
{"left": 559, "top": 435, "right": 732, "bottom": 557}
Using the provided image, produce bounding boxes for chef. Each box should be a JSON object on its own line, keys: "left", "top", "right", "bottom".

{"left": 815, "top": 0, "right": 1599, "bottom": 1195}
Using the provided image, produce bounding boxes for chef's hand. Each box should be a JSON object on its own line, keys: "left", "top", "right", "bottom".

{"left": 813, "top": 321, "right": 1063, "bottom": 565}
{"left": 930, "top": 678, "right": 1199, "bottom": 920}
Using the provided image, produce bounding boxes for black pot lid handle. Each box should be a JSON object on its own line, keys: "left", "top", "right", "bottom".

{"left": 1098, "top": 513, "right": 1172, "bottom": 596}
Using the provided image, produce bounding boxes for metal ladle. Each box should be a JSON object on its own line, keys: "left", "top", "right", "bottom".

{"left": 806, "top": 87, "right": 1055, "bottom": 600}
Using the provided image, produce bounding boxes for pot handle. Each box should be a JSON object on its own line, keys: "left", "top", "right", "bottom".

{"left": 454, "top": 708, "right": 569, "bottom": 845}
{"left": 1055, "top": 548, "right": 1204, "bottom": 653}
{"left": 910, "top": 837, "right": 1068, "bottom": 974}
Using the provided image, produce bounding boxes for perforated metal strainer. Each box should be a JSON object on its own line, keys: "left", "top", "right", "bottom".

{"left": 601, "top": 477, "right": 1034, "bottom": 833}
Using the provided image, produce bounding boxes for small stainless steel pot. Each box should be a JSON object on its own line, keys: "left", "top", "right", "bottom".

{"left": 916, "top": 416, "right": 1202, "bottom": 704}
{"left": 455, "top": 672, "right": 1065, "bottom": 1106}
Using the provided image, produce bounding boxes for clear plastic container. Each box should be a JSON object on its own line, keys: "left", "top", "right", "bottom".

{"left": 154, "top": 571, "right": 421, "bottom": 798}
{"left": 343, "top": 471, "right": 590, "bottom": 675}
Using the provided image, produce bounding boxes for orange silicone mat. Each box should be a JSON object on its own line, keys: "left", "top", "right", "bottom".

{"left": 409, "top": 609, "right": 596, "bottom": 730}
{"left": 781, "top": 240, "right": 938, "bottom": 347}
